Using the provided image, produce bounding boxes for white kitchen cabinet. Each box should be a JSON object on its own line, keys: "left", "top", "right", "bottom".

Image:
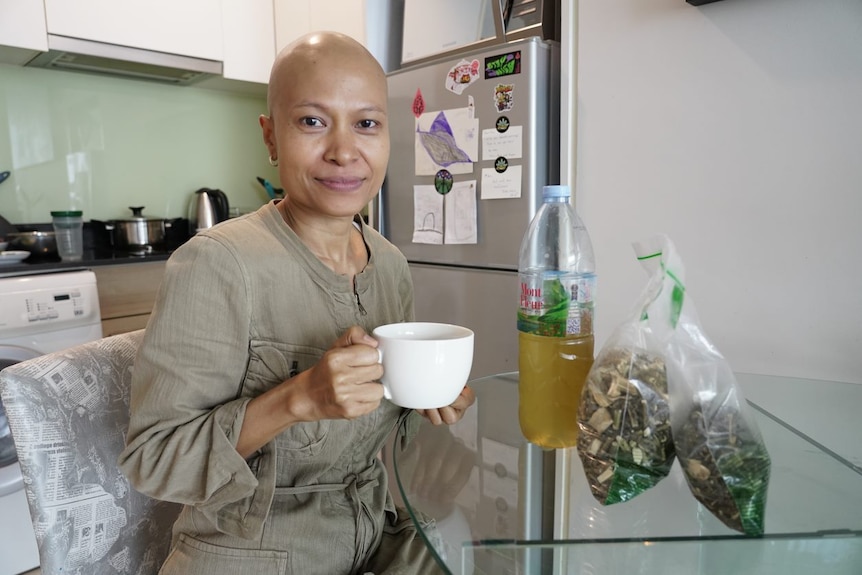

{"left": 1, "top": 0, "right": 380, "bottom": 93}
{"left": 274, "top": 0, "right": 367, "bottom": 53}
{"left": 0, "top": 0, "right": 48, "bottom": 65}
{"left": 274, "top": 0, "right": 312, "bottom": 53}
{"left": 220, "top": 0, "right": 275, "bottom": 85}
{"left": 43, "top": 0, "right": 223, "bottom": 61}
{"left": 308, "top": 0, "right": 367, "bottom": 46}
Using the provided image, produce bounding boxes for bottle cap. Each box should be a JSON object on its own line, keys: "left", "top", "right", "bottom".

{"left": 51, "top": 210, "right": 83, "bottom": 217}
{"left": 542, "top": 185, "right": 571, "bottom": 199}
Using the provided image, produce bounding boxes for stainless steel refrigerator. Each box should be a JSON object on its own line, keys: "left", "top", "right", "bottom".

{"left": 379, "top": 36, "right": 560, "bottom": 380}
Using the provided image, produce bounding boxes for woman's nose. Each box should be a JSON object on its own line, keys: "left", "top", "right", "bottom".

{"left": 324, "top": 126, "right": 359, "bottom": 165}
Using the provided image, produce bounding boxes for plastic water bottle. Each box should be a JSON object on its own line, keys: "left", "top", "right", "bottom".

{"left": 517, "top": 185, "right": 596, "bottom": 448}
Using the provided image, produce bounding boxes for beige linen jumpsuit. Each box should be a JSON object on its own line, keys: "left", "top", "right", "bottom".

{"left": 119, "top": 202, "right": 439, "bottom": 574}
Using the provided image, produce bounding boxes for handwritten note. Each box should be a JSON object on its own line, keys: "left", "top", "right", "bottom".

{"left": 482, "top": 126, "right": 523, "bottom": 160}
{"left": 481, "top": 165, "right": 522, "bottom": 199}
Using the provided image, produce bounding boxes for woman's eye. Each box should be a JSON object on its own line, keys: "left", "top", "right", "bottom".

{"left": 301, "top": 117, "right": 324, "bottom": 127}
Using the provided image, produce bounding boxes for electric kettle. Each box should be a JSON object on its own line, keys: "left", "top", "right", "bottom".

{"left": 189, "top": 188, "right": 230, "bottom": 234}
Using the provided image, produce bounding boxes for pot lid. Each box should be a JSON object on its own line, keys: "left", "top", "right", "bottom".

{"left": 113, "top": 206, "right": 163, "bottom": 222}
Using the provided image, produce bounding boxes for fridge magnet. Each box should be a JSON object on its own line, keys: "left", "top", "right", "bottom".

{"left": 434, "top": 169, "right": 454, "bottom": 195}
{"left": 481, "top": 165, "right": 522, "bottom": 200}
{"left": 445, "top": 59, "right": 481, "bottom": 95}
{"left": 482, "top": 125, "right": 523, "bottom": 161}
{"left": 494, "top": 84, "right": 515, "bottom": 113}
{"left": 484, "top": 50, "right": 521, "bottom": 79}
{"left": 494, "top": 156, "right": 509, "bottom": 173}
{"left": 495, "top": 116, "right": 510, "bottom": 133}
{"left": 412, "top": 88, "right": 425, "bottom": 118}
{"left": 444, "top": 180, "right": 478, "bottom": 245}
{"left": 414, "top": 107, "right": 479, "bottom": 176}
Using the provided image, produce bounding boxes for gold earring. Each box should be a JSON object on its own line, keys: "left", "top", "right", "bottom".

{"left": 268, "top": 155, "right": 278, "bottom": 167}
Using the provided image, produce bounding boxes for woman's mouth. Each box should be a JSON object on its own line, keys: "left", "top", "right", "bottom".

{"left": 317, "top": 177, "right": 365, "bottom": 192}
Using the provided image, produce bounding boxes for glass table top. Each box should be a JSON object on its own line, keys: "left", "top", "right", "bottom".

{"left": 390, "top": 372, "right": 862, "bottom": 575}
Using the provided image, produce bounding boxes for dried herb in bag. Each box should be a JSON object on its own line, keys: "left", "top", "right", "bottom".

{"left": 577, "top": 344, "right": 675, "bottom": 505}
{"left": 635, "top": 235, "right": 771, "bottom": 535}
{"left": 674, "top": 395, "right": 771, "bottom": 534}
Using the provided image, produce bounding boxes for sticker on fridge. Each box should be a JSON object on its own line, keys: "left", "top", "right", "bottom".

{"left": 493, "top": 84, "right": 515, "bottom": 113}
{"left": 445, "top": 59, "right": 481, "bottom": 95}
{"left": 414, "top": 107, "right": 479, "bottom": 176}
{"left": 484, "top": 50, "right": 521, "bottom": 79}
{"left": 412, "top": 88, "right": 425, "bottom": 118}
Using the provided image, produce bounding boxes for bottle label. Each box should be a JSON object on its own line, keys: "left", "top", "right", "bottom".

{"left": 518, "top": 273, "right": 596, "bottom": 337}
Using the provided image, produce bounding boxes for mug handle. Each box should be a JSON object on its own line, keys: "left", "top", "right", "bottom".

{"left": 376, "top": 348, "right": 392, "bottom": 400}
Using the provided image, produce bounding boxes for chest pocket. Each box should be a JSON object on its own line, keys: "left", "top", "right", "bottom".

{"left": 244, "top": 340, "right": 330, "bottom": 458}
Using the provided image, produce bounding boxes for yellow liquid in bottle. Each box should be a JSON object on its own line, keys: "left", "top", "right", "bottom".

{"left": 518, "top": 331, "right": 594, "bottom": 448}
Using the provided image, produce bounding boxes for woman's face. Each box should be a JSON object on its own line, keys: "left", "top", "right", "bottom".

{"left": 261, "top": 51, "right": 390, "bottom": 221}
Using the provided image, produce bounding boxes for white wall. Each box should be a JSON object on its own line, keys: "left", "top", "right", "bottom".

{"left": 577, "top": 0, "right": 862, "bottom": 384}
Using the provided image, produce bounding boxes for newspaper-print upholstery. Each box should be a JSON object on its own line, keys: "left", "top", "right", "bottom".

{"left": 0, "top": 329, "right": 181, "bottom": 575}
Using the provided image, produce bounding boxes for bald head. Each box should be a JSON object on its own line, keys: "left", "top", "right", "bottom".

{"left": 258, "top": 30, "right": 391, "bottom": 219}
{"left": 267, "top": 32, "right": 386, "bottom": 118}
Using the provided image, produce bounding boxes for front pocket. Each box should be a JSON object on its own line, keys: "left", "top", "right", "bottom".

{"left": 244, "top": 341, "right": 324, "bottom": 395}
{"left": 244, "top": 340, "right": 330, "bottom": 457}
{"left": 161, "top": 533, "right": 288, "bottom": 575}
{"left": 275, "top": 420, "right": 331, "bottom": 458}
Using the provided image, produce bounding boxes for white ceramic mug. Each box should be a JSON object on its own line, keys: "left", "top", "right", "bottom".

{"left": 372, "top": 322, "right": 474, "bottom": 409}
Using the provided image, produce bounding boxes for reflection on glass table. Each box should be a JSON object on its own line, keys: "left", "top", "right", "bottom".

{"left": 391, "top": 372, "right": 862, "bottom": 575}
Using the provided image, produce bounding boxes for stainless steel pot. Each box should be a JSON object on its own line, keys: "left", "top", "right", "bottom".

{"left": 106, "top": 207, "right": 172, "bottom": 253}
{"left": 7, "top": 231, "right": 58, "bottom": 258}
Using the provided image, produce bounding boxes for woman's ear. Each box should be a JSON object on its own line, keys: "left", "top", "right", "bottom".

{"left": 259, "top": 114, "right": 277, "bottom": 158}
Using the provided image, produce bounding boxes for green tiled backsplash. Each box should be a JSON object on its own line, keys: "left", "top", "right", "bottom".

{"left": 0, "top": 63, "right": 278, "bottom": 225}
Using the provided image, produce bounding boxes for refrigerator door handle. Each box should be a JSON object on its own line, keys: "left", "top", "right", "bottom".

{"left": 371, "top": 187, "right": 384, "bottom": 234}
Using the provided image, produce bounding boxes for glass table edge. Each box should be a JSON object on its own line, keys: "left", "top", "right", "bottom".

{"left": 392, "top": 415, "right": 452, "bottom": 569}
{"left": 390, "top": 370, "right": 862, "bottom": 572}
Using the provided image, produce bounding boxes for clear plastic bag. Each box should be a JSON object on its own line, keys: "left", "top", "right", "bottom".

{"left": 577, "top": 269, "right": 675, "bottom": 505}
{"left": 634, "top": 235, "right": 771, "bottom": 535}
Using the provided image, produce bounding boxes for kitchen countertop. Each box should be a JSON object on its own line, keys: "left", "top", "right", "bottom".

{"left": 0, "top": 249, "right": 173, "bottom": 278}
{"left": 0, "top": 220, "right": 188, "bottom": 277}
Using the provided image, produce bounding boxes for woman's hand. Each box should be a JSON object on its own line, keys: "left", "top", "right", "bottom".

{"left": 299, "top": 325, "right": 385, "bottom": 421}
{"left": 415, "top": 386, "right": 476, "bottom": 425}
{"left": 237, "top": 326, "right": 382, "bottom": 458}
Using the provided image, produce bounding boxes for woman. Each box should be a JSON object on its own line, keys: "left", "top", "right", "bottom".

{"left": 119, "top": 31, "right": 474, "bottom": 574}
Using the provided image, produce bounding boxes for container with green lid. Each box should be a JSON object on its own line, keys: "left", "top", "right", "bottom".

{"left": 51, "top": 211, "right": 84, "bottom": 261}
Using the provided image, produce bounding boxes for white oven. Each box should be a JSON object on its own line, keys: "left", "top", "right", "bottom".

{"left": 0, "top": 270, "right": 102, "bottom": 575}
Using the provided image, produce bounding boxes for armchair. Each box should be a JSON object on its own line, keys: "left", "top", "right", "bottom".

{"left": 0, "top": 329, "right": 180, "bottom": 575}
